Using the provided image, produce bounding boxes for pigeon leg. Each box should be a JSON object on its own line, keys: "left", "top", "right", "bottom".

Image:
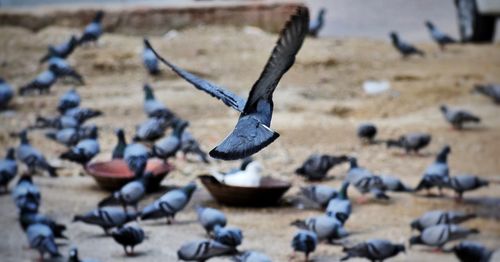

{"left": 131, "top": 246, "right": 135, "bottom": 255}
{"left": 305, "top": 252, "right": 310, "bottom": 262}
{"left": 123, "top": 246, "right": 129, "bottom": 256}
{"left": 288, "top": 251, "right": 296, "bottom": 260}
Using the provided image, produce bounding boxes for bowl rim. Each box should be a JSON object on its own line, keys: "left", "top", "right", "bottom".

{"left": 85, "top": 158, "right": 174, "bottom": 178}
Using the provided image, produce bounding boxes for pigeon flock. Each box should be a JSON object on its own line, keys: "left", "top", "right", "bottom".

{"left": 0, "top": 5, "right": 498, "bottom": 262}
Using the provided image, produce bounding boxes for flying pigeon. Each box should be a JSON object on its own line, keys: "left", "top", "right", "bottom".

{"left": 410, "top": 210, "right": 477, "bottom": 232}
{"left": 60, "top": 129, "right": 100, "bottom": 165}
{"left": 308, "top": 8, "right": 326, "bottom": 37}
{"left": 291, "top": 230, "right": 317, "bottom": 262}
{"left": 295, "top": 154, "right": 349, "bottom": 180}
{"left": 196, "top": 206, "right": 227, "bottom": 235}
{"left": 79, "top": 11, "right": 104, "bottom": 45}
{"left": 133, "top": 117, "right": 170, "bottom": 142}
{"left": 32, "top": 115, "right": 79, "bottom": 130}
{"left": 17, "top": 130, "right": 57, "bottom": 177}
{"left": 213, "top": 225, "right": 244, "bottom": 247}
{"left": 445, "top": 174, "right": 489, "bottom": 200}
{"left": 143, "top": 39, "right": 160, "bottom": 75}
{"left": 291, "top": 215, "right": 348, "bottom": 242}
{"left": 357, "top": 123, "right": 377, "bottom": 144}
{"left": 19, "top": 210, "right": 67, "bottom": 239}
{"left": 474, "top": 84, "right": 500, "bottom": 104}
{"left": 389, "top": 31, "right": 425, "bottom": 57}
{"left": 380, "top": 174, "right": 414, "bottom": 192}
{"left": 325, "top": 182, "right": 351, "bottom": 225}
{"left": 234, "top": 251, "right": 272, "bottom": 262}
{"left": 345, "top": 158, "right": 389, "bottom": 200}
{"left": 415, "top": 145, "right": 451, "bottom": 194}
{"left": 26, "top": 223, "right": 61, "bottom": 259}
{"left": 68, "top": 246, "right": 101, "bottom": 262}
{"left": 45, "top": 125, "right": 98, "bottom": 147}
{"left": 300, "top": 184, "right": 338, "bottom": 208}
{"left": 409, "top": 224, "right": 479, "bottom": 249}
{"left": 0, "top": 78, "right": 14, "bottom": 109}
{"left": 123, "top": 142, "right": 149, "bottom": 177}
{"left": 112, "top": 128, "right": 127, "bottom": 159}
{"left": 211, "top": 160, "right": 263, "bottom": 187}
{"left": 144, "top": 7, "right": 309, "bottom": 160}
{"left": 12, "top": 175, "right": 41, "bottom": 213}
{"left": 141, "top": 182, "right": 197, "bottom": 224}
{"left": 19, "top": 66, "right": 58, "bottom": 95}
{"left": 440, "top": 105, "right": 480, "bottom": 129}
{"left": 425, "top": 21, "right": 457, "bottom": 50}
{"left": 177, "top": 239, "right": 236, "bottom": 261}
{"left": 111, "top": 224, "right": 145, "bottom": 256}
{"left": 386, "top": 132, "right": 432, "bottom": 154}
{"left": 98, "top": 172, "right": 153, "bottom": 212}
{"left": 48, "top": 57, "right": 85, "bottom": 84}
{"left": 64, "top": 107, "right": 103, "bottom": 125}
{"left": 57, "top": 88, "right": 81, "bottom": 114}
{"left": 0, "top": 148, "right": 17, "bottom": 192}
{"left": 448, "top": 241, "right": 494, "bottom": 262}
{"left": 73, "top": 207, "right": 139, "bottom": 234}
{"left": 180, "top": 130, "right": 210, "bottom": 163}
{"left": 142, "top": 83, "right": 177, "bottom": 121}
{"left": 152, "top": 119, "right": 189, "bottom": 162}
{"left": 341, "top": 239, "right": 406, "bottom": 261}
{"left": 40, "top": 35, "right": 78, "bottom": 63}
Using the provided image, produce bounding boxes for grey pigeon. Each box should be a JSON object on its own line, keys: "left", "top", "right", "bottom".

{"left": 0, "top": 148, "right": 17, "bottom": 192}
{"left": 234, "top": 251, "right": 272, "bottom": 262}
{"left": 410, "top": 210, "right": 477, "bottom": 232}
{"left": 357, "top": 123, "right": 377, "bottom": 143}
{"left": 26, "top": 223, "right": 61, "bottom": 259}
{"left": 325, "top": 182, "right": 351, "bottom": 224}
{"left": 177, "top": 239, "right": 236, "bottom": 261}
{"left": 0, "top": 78, "right": 14, "bottom": 109}
{"left": 345, "top": 158, "right": 388, "bottom": 200}
{"left": 415, "top": 145, "right": 451, "bottom": 194}
{"left": 48, "top": 57, "right": 84, "bottom": 84}
{"left": 19, "top": 67, "right": 58, "bottom": 95}
{"left": 123, "top": 142, "right": 149, "bottom": 177}
{"left": 145, "top": 7, "right": 309, "bottom": 160}
{"left": 33, "top": 115, "right": 79, "bottom": 130}
{"left": 143, "top": 39, "right": 160, "bottom": 75}
{"left": 341, "top": 239, "right": 406, "bottom": 261}
{"left": 386, "top": 132, "right": 431, "bottom": 154}
{"left": 112, "top": 128, "right": 127, "bottom": 159}
{"left": 73, "top": 207, "right": 139, "bottom": 234}
{"left": 111, "top": 225, "right": 145, "bottom": 256}
{"left": 12, "top": 175, "right": 41, "bottom": 213}
{"left": 45, "top": 125, "right": 97, "bottom": 147}
{"left": 152, "top": 119, "right": 189, "bottom": 162}
{"left": 425, "top": 21, "right": 456, "bottom": 50}
{"left": 291, "top": 215, "right": 348, "bottom": 242}
{"left": 133, "top": 117, "right": 170, "bottom": 142}
{"left": 142, "top": 83, "right": 176, "bottom": 121}
{"left": 449, "top": 241, "right": 494, "bottom": 262}
{"left": 291, "top": 230, "right": 317, "bottom": 262}
{"left": 64, "top": 107, "right": 103, "bottom": 124}
{"left": 308, "top": 8, "right": 326, "bottom": 37}
{"left": 409, "top": 224, "right": 479, "bottom": 249}
{"left": 389, "top": 32, "right": 425, "bottom": 57}
{"left": 57, "top": 88, "right": 81, "bottom": 113}
{"left": 40, "top": 35, "right": 78, "bottom": 63}
{"left": 380, "top": 175, "right": 413, "bottom": 192}
{"left": 141, "top": 182, "right": 197, "bottom": 224}
{"left": 295, "top": 154, "right": 349, "bottom": 180}
{"left": 60, "top": 130, "right": 100, "bottom": 165}
{"left": 98, "top": 172, "right": 153, "bottom": 211}
{"left": 475, "top": 84, "right": 500, "bottom": 104}
{"left": 78, "top": 11, "right": 104, "bottom": 45}
{"left": 196, "top": 206, "right": 227, "bottom": 235}
{"left": 445, "top": 174, "right": 489, "bottom": 200}
{"left": 213, "top": 225, "right": 244, "bottom": 247}
{"left": 19, "top": 210, "right": 67, "bottom": 239}
{"left": 68, "top": 246, "right": 101, "bottom": 262}
{"left": 300, "top": 184, "right": 338, "bottom": 207}
{"left": 440, "top": 105, "right": 480, "bottom": 129}
{"left": 180, "top": 130, "right": 210, "bottom": 163}
{"left": 17, "top": 130, "right": 57, "bottom": 177}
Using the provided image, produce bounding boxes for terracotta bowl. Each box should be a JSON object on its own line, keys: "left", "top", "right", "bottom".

{"left": 85, "top": 159, "right": 173, "bottom": 191}
{"left": 198, "top": 175, "right": 291, "bottom": 207}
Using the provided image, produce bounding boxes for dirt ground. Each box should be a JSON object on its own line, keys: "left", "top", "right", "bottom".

{"left": 0, "top": 24, "right": 499, "bottom": 262}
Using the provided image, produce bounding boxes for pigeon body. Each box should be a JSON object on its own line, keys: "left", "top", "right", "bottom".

{"left": 177, "top": 239, "right": 235, "bottom": 261}
{"left": 73, "top": 207, "right": 139, "bottom": 234}
{"left": 60, "top": 130, "right": 100, "bottom": 165}
{"left": 45, "top": 125, "right": 97, "bottom": 147}
{"left": 213, "top": 225, "right": 243, "bottom": 247}
{"left": 180, "top": 130, "right": 210, "bottom": 163}
{"left": 292, "top": 215, "right": 347, "bottom": 242}
{"left": 40, "top": 35, "right": 78, "bottom": 63}
{"left": 325, "top": 182, "right": 351, "bottom": 224}
{"left": 341, "top": 239, "right": 405, "bottom": 261}
{"left": 386, "top": 132, "right": 431, "bottom": 154}
{"left": 152, "top": 119, "right": 188, "bottom": 161}
{"left": 124, "top": 143, "right": 150, "bottom": 177}
{"left": 19, "top": 69, "right": 57, "bottom": 95}
{"left": 197, "top": 206, "right": 227, "bottom": 235}
{"left": 19, "top": 210, "right": 67, "bottom": 239}
{"left": 446, "top": 174, "right": 489, "bottom": 199}
{"left": 111, "top": 225, "right": 145, "bottom": 255}
{"left": 380, "top": 175, "right": 413, "bottom": 192}
{"left": 0, "top": 78, "right": 14, "bottom": 109}
{"left": 425, "top": 21, "right": 456, "bottom": 49}
{"left": 390, "top": 32, "right": 425, "bottom": 57}
{"left": 475, "top": 84, "right": 500, "bottom": 104}
{"left": 409, "top": 224, "right": 479, "bottom": 248}
{"left": 440, "top": 105, "right": 480, "bottom": 129}
{"left": 410, "top": 210, "right": 477, "bottom": 232}
{"left": 57, "top": 88, "right": 81, "bottom": 113}
{"left": 141, "top": 182, "right": 197, "bottom": 223}
{"left": 308, "top": 8, "right": 326, "bottom": 37}
{"left": 357, "top": 123, "right": 377, "bottom": 143}
{"left": 143, "top": 39, "right": 160, "bottom": 75}
{"left": 415, "top": 146, "right": 450, "bottom": 193}
{"left": 211, "top": 160, "right": 263, "bottom": 187}
{"left": 295, "top": 154, "right": 349, "bottom": 180}
{"left": 99, "top": 173, "right": 152, "bottom": 211}
{"left": 64, "top": 107, "right": 103, "bottom": 124}
{"left": 300, "top": 184, "right": 338, "bottom": 207}
{"left": 345, "top": 158, "right": 388, "bottom": 199}
{"left": 17, "top": 130, "right": 57, "bottom": 177}
{"left": 291, "top": 230, "right": 317, "bottom": 261}
{"left": 134, "top": 117, "right": 169, "bottom": 142}
{"left": 0, "top": 148, "right": 17, "bottom": 192}
{"left": 48, "top": 57, "right": 84, "bottom": 84}
{"left": 34, "top": 115, "right": 79, "bottom": 130}
{"left": 112, "top": 129, "right": 127, "bottom": 159}
{"left": 12, "top": 176, "right": 41, "bottom": 213}
{"left": 26, "top": 223, "right": 61, "bottom": 259}
{"left": 79, "top": 11, "right": 104, "bottom": 45}
{"left": 451, "top": 241, "right": 494, "bottom": 262}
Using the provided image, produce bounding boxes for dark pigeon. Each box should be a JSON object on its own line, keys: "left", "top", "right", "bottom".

{"left": 26, "top": 223, "right": 61, "bottom": 259}
{"left": 234, "top": 251, "right": 272, "bottom": 262}
{"left": 111, "top": 225, "right": 145, "bottom": 256}
{"left": 73, "top": 207, "right": 139, "bottom": 234}
{"left": 112, "top": 128, "right": 127, "bottom": 159}
{"left": 19, "top": 210, "right": 67, "bottom": 239}
{"left": 386, "top": 132, "right": 431, "bottom": 154}
{"left": 57, "top": 88, "right": 81, "bottom": 114}
{"left": 180, "top": 130, "right": 210, "bottom": 163}
{"left": 60, "top": 129, "right": 100, "bottom": 165}
{"left": 40, "top": 35, "right": 78, "bottom": 63}
{"left": 425, "top": 21, "right": 457, "bottom": 50}
{"left": 0, "top": 78, "right": 14, "bottom": 109}
{"left": 449, "top": 241, "right": 494, "bottom": 262}
{"left": 415, "top": 145, "right": 451, "bottom": 194}
{"left": 16, "top": 130, "right": 57, "bottom": 177}
{"left": 409, "top": 224, "right": 479, "bottom": 249}
{"left": 19, "top": 67, "right": 58, "bottom": 95}
{"left": 410, "top": 210, "right": 477, "bottom": 232}
{"left": 98, "top": 172, "right": 153, "bottom": 212}
{"left": 295, "top": 154, "right": 349, "bottom": 180}
{"left": 123, "top": 142, "right": 149, "bottom": 177}
{"left": 152, "top": 119, "right": 189, "bottom": 162}
{"left": 144, "top": 7, "right": 309, "bottom": 160}
{"left": 440, "top": 105, "right": 480, "bottom": 129}
{"left": 177, "top": 239, "right": 236, "bottom": 261}
{"left": 308, "top": 8, "right": 326, "bottom": 37}
{"left": 291, "top": 230, "right": 317, "bottom": 262}
{"left": 357, "top": 123, "right": 377, "bottom": 143}
{"left": 48, "top": 57, "right": 84, "bottom": 84}
{"left": 389, "top": 31, "right": 425, "bottom": 57}
{"left": 213, "top": 225, "right": 243, "bottom": 247}
{"left": 143, "top": 38, "right": 160, "bottom": 75}
{"left": 445, "top": 174, "right": 489, "bottom": 200}
{"left": 341, "top": 239, "right": 405, "bottom": 261}
{"left": 0, "top": 148, "right": 17, "bottom": 192}
{"left": 475, "top": 84, "right": 500, "bottom": 104}
{"left": 79, "top": 11, "right": 104, "bottom": 45}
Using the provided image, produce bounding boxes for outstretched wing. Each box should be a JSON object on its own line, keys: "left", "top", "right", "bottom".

{"left": 144, "top": 40, "right": 246, "bottom": 112}
{"left": 243, "top": 7, "right": 309, "bottom": 113}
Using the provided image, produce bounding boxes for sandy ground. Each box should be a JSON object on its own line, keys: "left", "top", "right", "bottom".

{"left": 0, "top": 24, "right": 500, "bottom": 262}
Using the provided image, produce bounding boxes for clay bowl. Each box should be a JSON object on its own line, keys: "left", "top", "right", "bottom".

{"left": 198, "top": 175, "right": 291, "bottom": 207}
{"left": 85, "top": 159, "right": 173, "bottom": 191}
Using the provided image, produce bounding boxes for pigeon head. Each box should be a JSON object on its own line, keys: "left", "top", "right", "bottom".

{"left": 143, "top": 38, "right": 150, "bottom": 47}
{"left": 48, "top": 63, "right": 59, "bottom": 73}
{"left": 94, "top": 11, "right": 105, "bottom": 22}
{"left": 240, "top": 157, "right": 254, "bottom": 170}
{"left": 395, "top": 244, "right": 406, "bottom": 254}
{"left": 348, "top": 157, "right": 358, "bottom": 168}
{"left": 18, "top": 175, "right": 33, "bottom": 184}
{"left": 68, "top": 247, "right": 79, "bottom": 261}
{"left": 182, "top": 182, "right": 197, "bottom": 196}
{"left": 290, "top": 219, "right": 307, "bottom": 229}
{"left": 408, "top": 236, "right": 422, "bottom": 247}
{"left": 295, "top": 166, "right": 306, "bottom": 175}
{"left": 410, "top": 219, "right": 420, "bottom": 231}
{"left": 439, "top": 105, "right": 448, "bottom": 112}
{"left": 389, "top": 32, "right": 399, "bottom": 42}
{"left": 425, "top": 21, "right": 434, "bottom": 29}
{"left": 69, "top": 35, "right": 78, "bottom": 45}
{"left": 89, "top": 126, "right": 99, "bottom": 139}
{"left": 115, "top": 128, "right": 125, "bottom": 140}
{"left": 143, "top": 83, "right": 155, "bottom": 100}
{"left": 318, "top": 8, "right": 326, "bottom": 18}
{"left": 173, "top": 119, "right": 189, "bottom": 137}
{"left": 6, "top": 148, "right": 15, "bottom": 160}
{"left": 19, "top": 129, "right": 29, "bottom": 144}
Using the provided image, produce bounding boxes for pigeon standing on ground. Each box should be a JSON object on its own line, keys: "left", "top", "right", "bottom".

{"left": 73, "top": 207, "right": 139, "bottom": 234}
{"left": 0, "top": 78, "right": 14, "bottom": 109}
{"left": 295, "top": 154, "right": 349, "bottom": 180}
{"left": 196, "top": 206, "right": 227, "bottom": 235}
{"left": 79, "top": 11, "right": 104, "bottom": 45}
{"left": 112, "top": 128, "right": 127, "bottom": 159}
{"left": 111, "top": 225, "right": 145, "bottom": 256}
{"left": 341, "top": 239, "right": 406, "bottom": 261}
{"left": 26, "top": 223, "right": 61, "bottom": 259}
{"left": 440, "top": 105, "right": 481, "bottom": 129}
{"left": 0, "top": 148, "right": 17, "bottom": 192}
{"left": 64, "top": 107, "right": 103, "bottom": 124}
{"left": 12, "top": 175, "right": 41, "bottom": 213}
{"left": 445, "top": 174, "right": 489, "bottom": 200}
{"left": 145, "top": 7, "right": 309, "bottom": 160}
{"left": 99, "top": 172, "right": 153, "bottom": 212}
{"left": 345, "top": 158, "right": 389, "bottom": 200}
{"left": 48, "top": 57, "right": 85, "bottom": 84}
{"left": 16, "top": 130, "right": 57, "bottom": 177}
{"left": 410, "top": 210, "right": 477, "bottom": 232}
{"left": 152, "top": 119, "right": 189, "bottom": 162}
{"left": 308, "top": 8, "right": 326, "bottom": 37}
{"left": 386, "top": 132, "right": 432, "bottom": 154}
{"left": 19, "top": 210, "right": 67, "bottom": 239}
{"left": 143, "top": 39, "right": 160, "bottom": 75}
{"left": 389, "top": 31, "right": 425, "bottom": 57}
{"left": 409, "top": 224, "right": 479, "bottom": 249}
{"left": 180, "top": 130, "right": 210, "bottom": 163}
{"left": 291, "top": 215, "right": 348, "bottom": 242}
{"left": 123, "top": 142, "right": 150, "bottom": 177}
{"left": 19, "top": 66, "right": 58, "bottom": 95}
{"left": 40, "top": 35, "right": 78, "bottom": 63}
{"left": 415, "top": 145, "right": 451, "bottom": 195}
{"left": 300, "top": 184, "right": 338, "bottom": 208}
{"left": 475, "top": 84, "right": 500, "bottom": 104}
{"left": 291, "top": 230, "right": 318, "bottom": 262}
{"left": 57, "top": 88, "right": 81, "bottom": 113}
{"left": 142, "top": 83, "right": 176, "bottom": 121}
{"left": 213, "top": 225, "right": 244, "bottom": 247}
{"left": 177, "top": 239, "right": 236, "bottom": 261}
{"left": 357, "top": 123, "right": 377, "bottom": 143}
{"left": 60, "top": 128, "right": 100, "bottom": 166}
{"left": 134, "top": 117, "right": 170, "bottom": 142}
{"left": 380, "top": 174, "right": 413, "bottom": 192}
{"left": 448, "top": 241, "right": 494, "bottom": 262}
{"left": 45, "top": 125, "right": 97, "bottom": 147}
{"left": 326, "top": 182, "right": 351, "bottom": 225}
{"left": 425, "top": 21, "right": 457, "bottom": 50}
{"left": 141, "top": 182, "right": 197, "bottom": 224}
